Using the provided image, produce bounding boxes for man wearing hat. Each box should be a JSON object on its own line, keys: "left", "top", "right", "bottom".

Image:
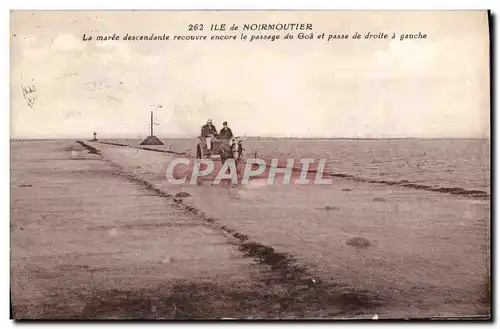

{"left": 219, "top": 121, "right": 233, "bottom": 139}
{"left": 201, "top": 119, "right": 218, "bottom": 151}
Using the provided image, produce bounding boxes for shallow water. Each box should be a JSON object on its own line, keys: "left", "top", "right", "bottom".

{"left": 104, "top": 138, "right": 490, "bottom": 193}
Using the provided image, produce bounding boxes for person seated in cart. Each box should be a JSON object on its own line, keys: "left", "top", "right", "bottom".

{"left": 201, "top": 119, "right": 218, "bottom": 151}
{"left": 219, "top": 121, "right": 233, "bottom": 139}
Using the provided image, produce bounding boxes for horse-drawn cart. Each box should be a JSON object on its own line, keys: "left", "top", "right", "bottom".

{"left": 196, "top": 135, "right": 244, "bottom": 163}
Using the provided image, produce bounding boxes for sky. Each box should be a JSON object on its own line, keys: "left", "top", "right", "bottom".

{"left": 10, "top": 10, "right": 490, "bottom": 139}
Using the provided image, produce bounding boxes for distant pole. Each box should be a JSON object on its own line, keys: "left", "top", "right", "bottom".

{"left": 149, "top": 104, "right": 162, "bottom": 137}
{"left": 150, "top": 111, "right": 153, "bottom": 136}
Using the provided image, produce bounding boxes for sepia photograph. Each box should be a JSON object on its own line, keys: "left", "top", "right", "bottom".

{"left": 9, "top": 10, "right": 491, "bottom": 320}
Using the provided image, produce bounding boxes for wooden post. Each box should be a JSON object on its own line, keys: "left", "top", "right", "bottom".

{"left": 150, "top": 111, "right": 154, "bottom": 136}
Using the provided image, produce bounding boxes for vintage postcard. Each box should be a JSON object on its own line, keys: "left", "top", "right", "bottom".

{"left": 10, "top": 10, "right": 491, "bottom": 320}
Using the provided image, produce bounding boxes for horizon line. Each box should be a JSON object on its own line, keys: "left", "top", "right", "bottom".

{"left": 10, "top": 136, "right": 490, "bottom": 141}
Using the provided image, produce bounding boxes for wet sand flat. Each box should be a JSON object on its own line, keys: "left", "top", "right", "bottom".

{"left": 10, "top": 140, "right": 274, "bottom": 319}
{"left": 90, "top": 141, "right": 491, "bottom": 318}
